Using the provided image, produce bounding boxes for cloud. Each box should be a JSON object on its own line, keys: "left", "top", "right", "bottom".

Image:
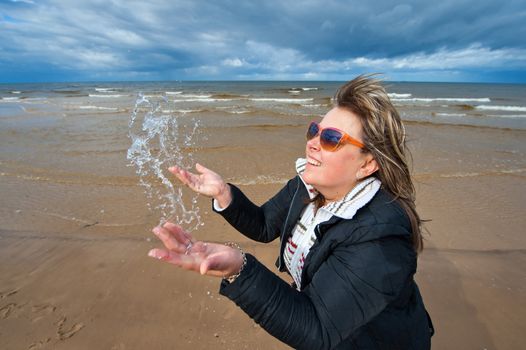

{"left": 0, "top": 0, "right": 525, "bottom": 82}
{"left": 349, "top": 44, "right": 526, "bottom": 70}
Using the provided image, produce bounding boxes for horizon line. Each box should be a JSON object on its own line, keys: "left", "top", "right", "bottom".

{"left": 1, "top": 79, "right": 525, "bottom": 85}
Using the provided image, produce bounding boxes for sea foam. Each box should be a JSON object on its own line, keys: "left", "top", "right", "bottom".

{"left": 94, "top": 88, "right": 117, "bottom": 92}
{"left": 251, "top": 98, "right": 314, "bottom": 103}
{"left": 79, "top": 105, "right": 119, "bottom": 111}
{"left": 388, "top": 93, "right": 412, "bottom": 98}
{"left": 475, "top": 105, "right": 526, "bottom": 112}
{"left": 392, "top": 97, "right": 491, "bottom": 103}
{"left": 1, "top": 97, "right": 20, "bottom": 101}
{"left": 89, "top": 94, "right": 127, "bottom": 98}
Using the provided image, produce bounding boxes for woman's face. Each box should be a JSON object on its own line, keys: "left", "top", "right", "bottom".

{"left": 302, "top": 107, "right": 374, "bottom": 202}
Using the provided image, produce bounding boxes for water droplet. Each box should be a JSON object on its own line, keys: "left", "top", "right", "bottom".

{"left": 128, "top": 93, "right": 203, "bottom": 231}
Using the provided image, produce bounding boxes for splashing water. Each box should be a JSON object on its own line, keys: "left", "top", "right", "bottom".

{"left": 127, "top": 93, "right": 203, "bottom": 231}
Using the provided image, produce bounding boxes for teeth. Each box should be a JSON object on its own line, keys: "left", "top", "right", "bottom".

{"left": 307, "top": 158, "right": 321, "bottom": 167}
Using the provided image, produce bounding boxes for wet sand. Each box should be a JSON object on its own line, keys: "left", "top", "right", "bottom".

{"left": 1, "top": 112, "right": 525, "bottom": 349}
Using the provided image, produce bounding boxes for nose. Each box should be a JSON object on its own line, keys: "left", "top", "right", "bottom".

{"left": 307, "top": 134, "right": 321, "bottom": 151}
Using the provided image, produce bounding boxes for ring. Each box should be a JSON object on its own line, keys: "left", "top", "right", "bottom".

{"left": 184, "top": 242, "right": 193, "bottom": 255}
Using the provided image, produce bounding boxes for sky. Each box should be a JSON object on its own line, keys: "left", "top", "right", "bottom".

{"left": 1, "top": 0, "right": 525, "bottom": 83}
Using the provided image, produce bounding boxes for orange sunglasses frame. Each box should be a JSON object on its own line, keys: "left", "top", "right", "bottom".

{"left": 307, "top": 121, "right": 365, "bottom": 151}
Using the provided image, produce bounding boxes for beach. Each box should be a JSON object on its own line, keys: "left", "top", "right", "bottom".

{"left": 1, "top": 81, "right": 525, "bottom": 349}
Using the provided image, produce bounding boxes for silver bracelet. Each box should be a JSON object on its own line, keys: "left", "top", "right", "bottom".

{"left": 223, "top": 242, "right": 247, "bottom": 283}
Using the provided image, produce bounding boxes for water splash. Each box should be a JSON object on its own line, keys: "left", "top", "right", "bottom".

{"left": 127, "top": 93, "right": 203, "bottom": 231}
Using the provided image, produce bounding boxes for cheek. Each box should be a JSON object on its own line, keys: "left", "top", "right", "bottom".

{"left": 324, "top": 154, "right": 358, "bottom": 181}
{"left": 309, "top": 151, "right": 359, "bottom": 185}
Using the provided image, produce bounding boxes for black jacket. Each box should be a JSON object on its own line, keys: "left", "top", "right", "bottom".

{"left": 217, "top": 176, "right": 433, "bottom": 349}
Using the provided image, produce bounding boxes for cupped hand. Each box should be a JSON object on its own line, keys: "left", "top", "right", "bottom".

{"left": 169, "top": 163, "right": 232, "bottom": 208}
{"left": 148, "top": 222, "right": 244, "bottom": 278}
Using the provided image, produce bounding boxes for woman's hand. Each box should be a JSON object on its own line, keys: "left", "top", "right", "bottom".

{"left": 148, "top": 222, "right": 244, "bottom": 278}
{"left": 169, "top": 163, "right": 232, "bottom": 209}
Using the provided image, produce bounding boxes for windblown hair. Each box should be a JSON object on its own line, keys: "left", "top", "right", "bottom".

{"left": 335, "top": 74, "right": 424, "bottom": 252}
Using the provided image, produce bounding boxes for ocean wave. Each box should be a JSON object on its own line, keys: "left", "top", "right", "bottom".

{"left": 225, "top": 109, "right": 252, "bottom": 114}
{"left": 142, "top": 94, "right": 164, "bottom": 98}
{"left": 434, "top": 113, "right": 467, "bottom": 117}
{"left": 250, "top": 98, "right": 314, "bottom": 103}
{"left": 475, "top": 105, "right": 526, "bottom": 112}
{"left": 301, "top": 103, "right": 326, "bottom": 108}
{"left": 178, "top": 94, "right": 212, "bottom": 98}
{"left": 10, "top": 91, "right": 22, "bottom": 94}
{"left": 211, "top": 93, "right": 248, "bottom": 99}
{"left": 89, "top": 94, "right": 128, "bottom": 98}
{"left": 165, "top": 91, "right": 183, "bottom": 95}
{"left": 0, "top": 96, "right": 48, "bottom": 104}
{"left": 236, "top": 122, "right": 304, "bottom": 129}
{"left": 288, "top": 90, "right": 301, "bottom": 94}
{"left": 174, "top": 98, "right": 231, "bottom": 103}
{"left": 212, "top": 106, "right": 253, "bottom": 114}
{"left": 79, "top": 105, "right": 119, "bottom": 111}
{"left": 388, "top": 93, "right": 412, "bottom": 98}
{"left": 302, "top": 87, "right": 318, "bottom": 91}
{"left": 393, "top": 97, "right": 491, "bottom": 103}
{"left": 161, "top": 109, "right": 204, "bottom": 114}
{"left": 95, "top": 88, "right": 118, "bottom": 92}
{"left": 1, "top": 97, "right": 20, "bottom": 101}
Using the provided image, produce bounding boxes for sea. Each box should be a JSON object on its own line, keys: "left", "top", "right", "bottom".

{"left": 1, "top": 81, "right": 526, "bottom": 130}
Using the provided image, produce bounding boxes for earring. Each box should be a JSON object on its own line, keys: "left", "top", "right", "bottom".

{"left": 356, "top": 172, "right": 362, "bottom": 181}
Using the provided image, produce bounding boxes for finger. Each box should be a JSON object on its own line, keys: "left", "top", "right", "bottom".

{"left": 162, "top": 222, "right": 196, "bottom": 244}
{"left": 168, "top": 166, "right": 186, "bottom": 184}
{"left": 148, "top": 248, "right": 170, "bottom": 261}
{"left": 168, "top": 164, "right": 181, "bottom": 173}
{"left": 195, "top": 163, "right": 213, "bottom": 175}
{"left": 169, "top": 166, "right": 194, "bottom": 186}
{"left": 168, "top": 165, "right": 186, "bottom": 179}
{"left": 148, "top": 249, "right": 200, "bottom": 272}
{"left": 179, "top": 169, "right": 202, "bottom": 192}
{"left": 152, "top": 226, "right": 186, "bottom": 253}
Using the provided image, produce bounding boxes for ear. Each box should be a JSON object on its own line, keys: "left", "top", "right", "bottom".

{"left": 358, "top": 154, "right": 379, "bottom": 179}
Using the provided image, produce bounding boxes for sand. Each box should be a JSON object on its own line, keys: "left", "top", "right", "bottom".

{"left": 1, "top": 116, "right": 525, "bottom": 349}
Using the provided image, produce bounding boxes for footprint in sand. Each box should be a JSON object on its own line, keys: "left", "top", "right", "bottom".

{"left": 28, "top": 338, "right": 51, "bottom": 350}
{"left": 31, "top": 304, "right": 56, "bottom": 322}
{"left": 0, "top": 303, "right": 17, "bottom": 319}
{"left": 0, "top": 289, "right": 18, "bottom": 299}
{"left": 56, "top": 316, "right": 84, "bottom": 340}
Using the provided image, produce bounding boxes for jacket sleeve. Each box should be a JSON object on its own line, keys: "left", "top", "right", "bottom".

{"left": 212, "top": 176, "right": 299, "bottom": 243}
{"left": 219, "top": 231, "right": 415, "bottom": 350}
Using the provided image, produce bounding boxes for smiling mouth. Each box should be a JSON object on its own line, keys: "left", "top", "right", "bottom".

{"left": 307, "top": 157, "right": 321, "bottom": 167}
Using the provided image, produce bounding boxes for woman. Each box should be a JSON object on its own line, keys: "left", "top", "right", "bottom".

{"left": 148, "top": 75, "right": 434, "bottom": 349}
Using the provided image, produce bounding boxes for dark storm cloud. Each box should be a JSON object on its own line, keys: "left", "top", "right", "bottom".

{"left": 0, "top": 0, "right": 525, "bottom": 82}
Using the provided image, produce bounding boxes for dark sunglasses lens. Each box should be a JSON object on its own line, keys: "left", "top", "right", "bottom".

{"left": 306, "top": 122, "right": 319, "bottom": 140}
{"left": 320, "top": 129, "right": 343, "bottom": 150}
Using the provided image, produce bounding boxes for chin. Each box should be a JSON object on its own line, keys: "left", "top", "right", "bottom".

{"left": 302, "top": 171, "right": 318, "bottom": 187}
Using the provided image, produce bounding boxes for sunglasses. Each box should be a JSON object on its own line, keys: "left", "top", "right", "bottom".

{"left": 306, "top": 121, "right": 365, "bottom": 151}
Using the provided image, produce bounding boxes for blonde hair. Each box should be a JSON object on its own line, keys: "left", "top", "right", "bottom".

{"left": 334, "top": 74, "right": 423, "bottom": 252}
